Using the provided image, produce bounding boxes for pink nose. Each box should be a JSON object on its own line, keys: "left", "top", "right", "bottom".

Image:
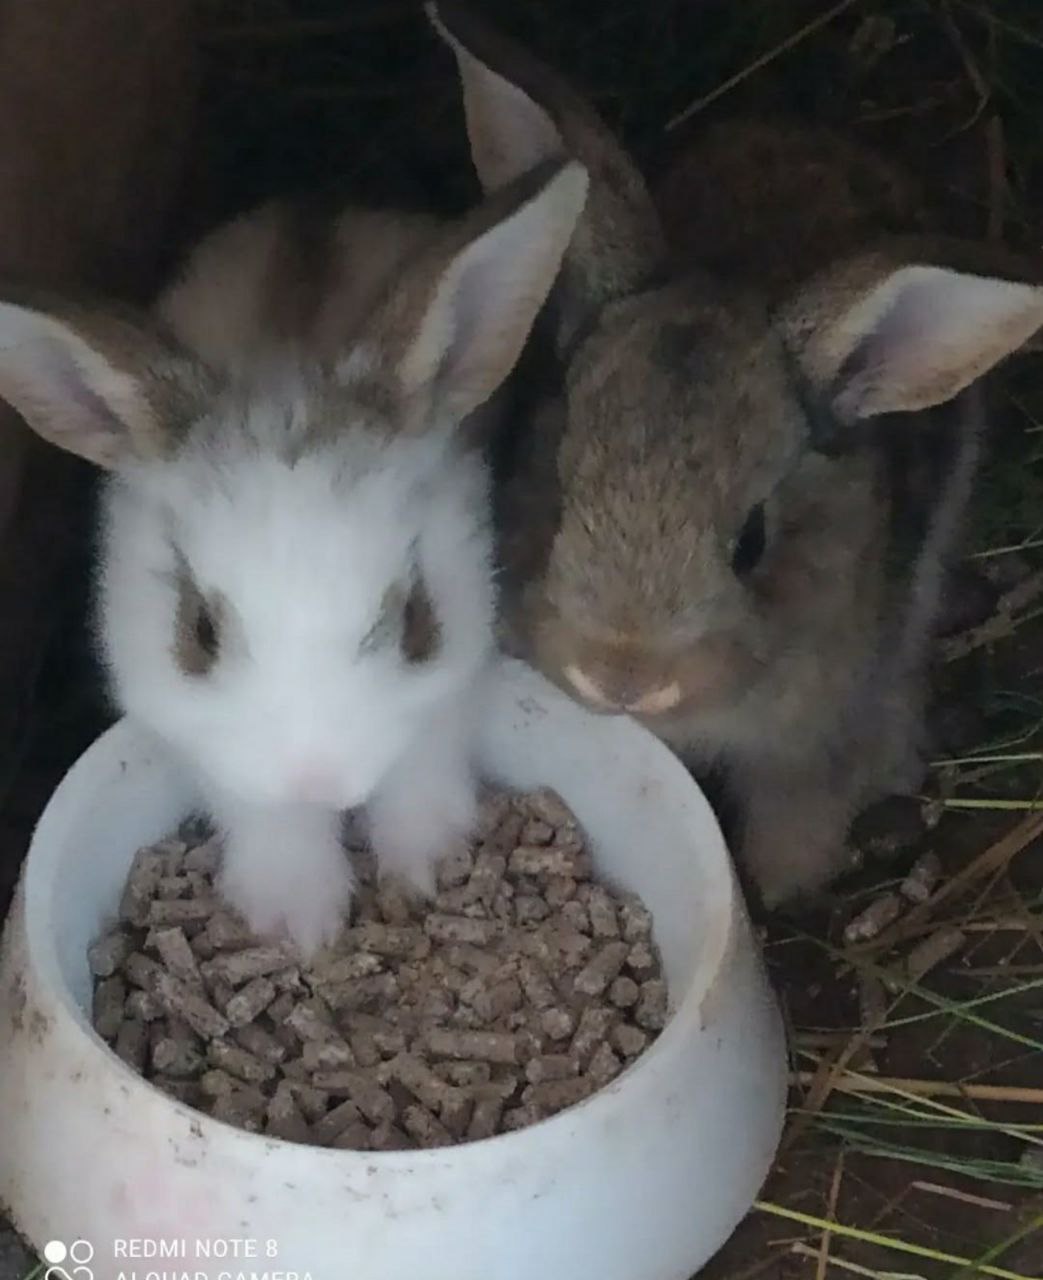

{"left": 286, "top": 764, "right": 342, "bottom": 805}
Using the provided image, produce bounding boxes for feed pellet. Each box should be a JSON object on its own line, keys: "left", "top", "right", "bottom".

{"left": 90, "top": 788, "right": 667, "bottom": 1150}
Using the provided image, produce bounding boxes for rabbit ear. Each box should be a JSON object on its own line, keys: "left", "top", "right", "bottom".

{"left": 428, "top": 1, "right": 665, "bottom": 346}
{"left": 372, "top": 158, "right": 588, "bottom": 425}
{"left": 0, "top": 294, "right": 212, "bottom": 467}
{"left": 778, "top": 247, "right": 1043, "bottom": 429}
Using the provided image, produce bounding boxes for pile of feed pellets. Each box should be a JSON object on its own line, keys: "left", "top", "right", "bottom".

{"left": 90, "top": 788, "right": 667, "bottom": 1150}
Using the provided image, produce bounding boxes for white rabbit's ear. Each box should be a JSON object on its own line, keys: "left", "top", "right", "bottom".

{"left": 377, "top": 158, "right": 588, "bottom": 424}
{"left": 0, "top": 296, "right": 212, "bottom": 468}
{"left": 428, "top": 2, "right": 663, "bottom": 343}
{"left": 779, "top": 248, "right": 1043, "bottom": 425}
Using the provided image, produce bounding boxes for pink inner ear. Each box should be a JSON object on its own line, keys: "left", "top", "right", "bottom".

{"left": 440, "top": 252, "right": 486, "bottom": 383}
{"left": 448, "top": 28, "right": 562, "bottom": 191}
{"left": 13, "top": 334, "right": 128, "bottom": 464}
{"left": 471, "top": 66, "right": 560, "bottom": 186}
{"left": 837, "top": 288, "right": 927, "bottom": 417}
{"left": 838, "top": 267, "right": 1043, "bottom": 420}
{"left": 50, "top": 339, "right": 126, "bottom": 429}
{"left": 856, "top": 276, "right": 943, "bottom": 375}
{"left": 432, "top": 230, "right": 539, "bottom": 417}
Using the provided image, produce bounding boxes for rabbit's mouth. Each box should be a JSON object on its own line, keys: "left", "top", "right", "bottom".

{"left": 562, "top": 664, "right": 684, "bottom": 716}
{"left": 526, "top": 627, "right": 759, "bottom": 722}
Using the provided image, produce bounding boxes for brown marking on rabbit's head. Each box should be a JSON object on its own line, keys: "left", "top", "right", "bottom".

{"left": 433, "top": 4, "right": 1043, "bottom": 722}
{"left": 0, "top": 157, "right": 590, "bottom": 472}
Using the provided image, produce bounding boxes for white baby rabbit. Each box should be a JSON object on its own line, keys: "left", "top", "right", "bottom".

{"left": 430, "top": 2, "right": 1043, "bottom": 907}
{"left": 0, "top": 157, "right": 588, "bottom": 953}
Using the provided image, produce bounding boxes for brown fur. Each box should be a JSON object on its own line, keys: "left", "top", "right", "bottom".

{"left": 431, "top": 2, "right": 663, "bottom": 342}
{"left": 433, "top": 3, "right": 1043, "bottom": 906}
{"left": 259, "top": 200, "right": 343, "bottom": 349}
{"left": 657, "top": 118, "right": 928, "bottom": 299}
{"left": 0, "top": 158, "right": 588, "bottom": 483}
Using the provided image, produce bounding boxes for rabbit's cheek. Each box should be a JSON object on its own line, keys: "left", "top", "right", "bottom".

{"left": 667, "top": 636, "right": 761, "bottom": 714}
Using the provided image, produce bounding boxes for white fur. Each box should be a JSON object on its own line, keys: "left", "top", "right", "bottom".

{"left": 99, "top": 380, "right": 495, "bottom": 951}
{"left": 116, "top": 206, "right": 499, "bottom": 953}
{"left": 0, "top": 164, "right": 583, "bottom": 952}
{"left": 214, "top": 795, "right": 355, "bottom": 958}
{"left": 98, "top": 167, "right": 582, "bottom": 953}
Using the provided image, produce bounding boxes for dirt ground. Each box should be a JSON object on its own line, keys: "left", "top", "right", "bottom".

{"left": 2, "top": 2, "right": 1042, "bottom": 1277}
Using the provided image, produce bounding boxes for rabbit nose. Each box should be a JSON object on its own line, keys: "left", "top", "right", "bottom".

{"left": 625, "top": 682, "right": 682, "bottom": 715}
{"left": 563, "top": 664, "right": 617, "bottom": 709}
{"left": 563, "top": 664, "right": 682, "bottom": 716}
{"left": 286, "top": 763, "right": 342, "bottom": 804}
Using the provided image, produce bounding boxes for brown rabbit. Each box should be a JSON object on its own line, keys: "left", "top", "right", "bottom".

{"left": 428, "top": 2, "right": 1043, "bottom": 907}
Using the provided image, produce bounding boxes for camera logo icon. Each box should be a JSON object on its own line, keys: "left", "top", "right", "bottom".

{"left": 43, "top": 1239, "right": 94, "bottom": 1280}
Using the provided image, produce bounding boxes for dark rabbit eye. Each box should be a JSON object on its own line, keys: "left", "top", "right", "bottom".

{"left": 361, "top": 569, "right": 442, "bottom": 665}
{"left": 195, "top": 603, "right": 219, "bottom": 658}
{"left": 402, "top": 574, "right": 442, "bottom": 665}
{"left": 732, "top": 503, "right": 766, "bottom": 577}
{"left": 173, "top": 562, "right": 222, "bottom": 677}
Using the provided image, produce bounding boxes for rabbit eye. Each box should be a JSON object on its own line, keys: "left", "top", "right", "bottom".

{"left": 731, "top": 502, "right": 766, "bottom": 577}
{"left": 195, "top": 603, "right": 219, "bottom": 657}
{"left": 402, "top": 573, "right": 441, "bottom": 665}
{"left": 360, "top": 571, "right": 442, "bottom": 665}
{"left": 173, "top": 566, "right": 222, "bottom": 677}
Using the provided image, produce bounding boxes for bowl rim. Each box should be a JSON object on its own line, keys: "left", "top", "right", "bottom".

{"left": 19, "top": 695, "right": 739, "bottom": 1168}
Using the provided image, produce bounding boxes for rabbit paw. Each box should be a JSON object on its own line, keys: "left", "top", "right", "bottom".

{"left": 216, "top": 801, "right": 353, "bottom": 957}
{"left": 739, "top": 773, "right": 855, "bottom": 909}
{"left": 367, "top": 745, "right": 477, "bottom": 898}
{"left": 754, "top": 850, "right": 853, "bottom": 911}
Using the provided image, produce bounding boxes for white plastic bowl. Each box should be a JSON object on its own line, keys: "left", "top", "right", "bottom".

{"left": 0, "top": 658, "right": 784, "bottom": 1280}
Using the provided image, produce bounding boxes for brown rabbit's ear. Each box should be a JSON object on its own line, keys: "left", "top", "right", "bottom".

{"left": 0, "top": 294, "right": 213, "bottom": 467}
{"left": 428, "top": 1, "right": 665, "bottom": 345}
{"left": 777, "top": 245, "right": 1043, "bottom": 434}
{"left": 370, "top": 158, "right": 588, "bottom": 426}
